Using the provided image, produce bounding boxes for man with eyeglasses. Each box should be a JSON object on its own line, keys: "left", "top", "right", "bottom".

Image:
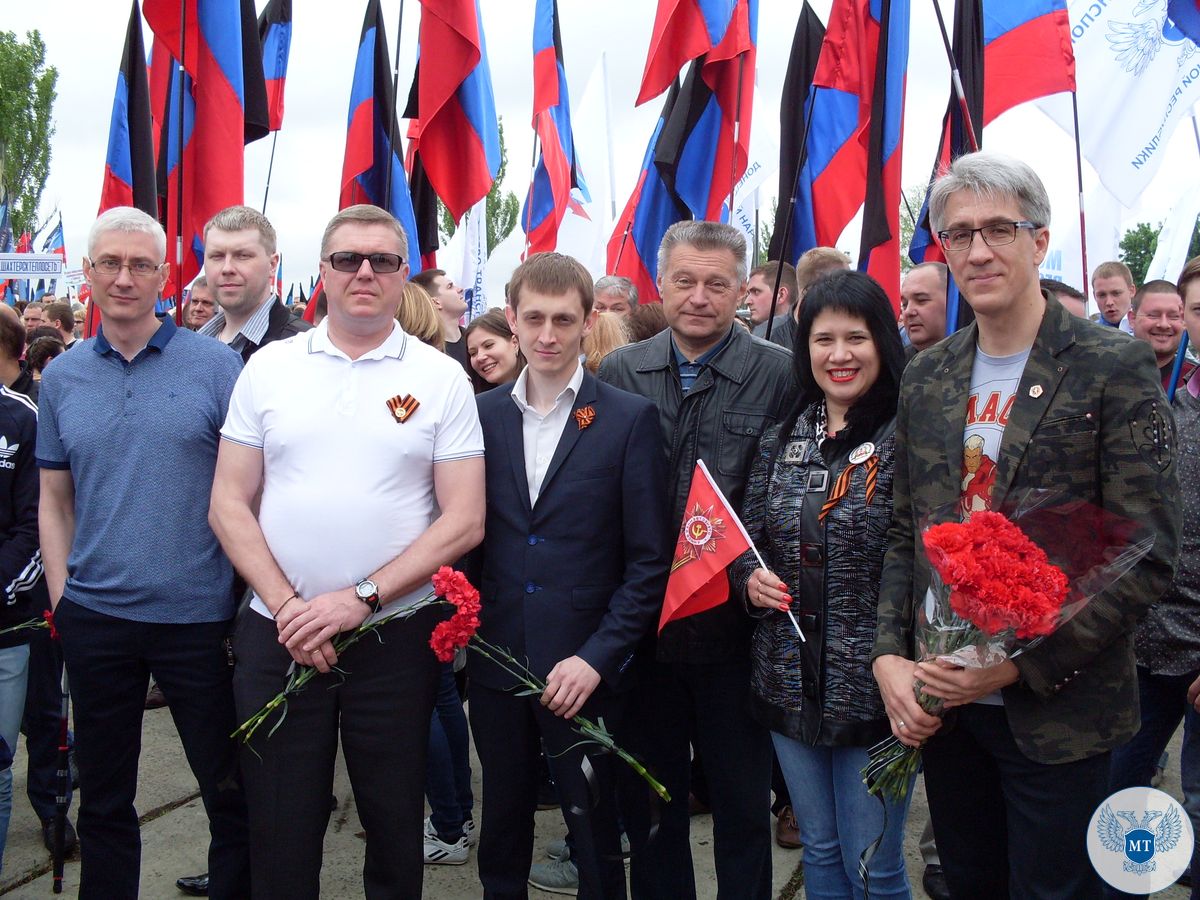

{"left": 599, "top": 220, "right": 797, "bottom": 899}
{"left": 210, "top": 204, "right": 484, "bottom": 898}
{"left": 872, "top": 151, "right": 1179, "bottom": 900}
{"left": 1128, "top": 279, "right": 1195, "bottom": 391}
{"left": 36, "top": 206, "right": 250, "bottom": 898}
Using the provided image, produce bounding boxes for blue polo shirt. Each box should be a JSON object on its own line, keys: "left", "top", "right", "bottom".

{"left": 36, "top": 317, "right": 243, "bottom": 623}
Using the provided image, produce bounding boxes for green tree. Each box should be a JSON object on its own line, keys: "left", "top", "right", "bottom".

{"left": 439, "top": 118, "right": 520, "bottom": 255}
{"left": 0, "top": 30, "right": 57, "bottom": 238}
{"left": 1119, "top": 222, "right": 1160, "bottom": 285}
{"left": 1118, "top": 219, "right": 1200, "bottom": 284}
{"left": 898, "top": 184, "right": 927, "bottom": 276}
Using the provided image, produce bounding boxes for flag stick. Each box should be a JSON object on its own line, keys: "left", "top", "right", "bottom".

{"left": 1168, "top": 332, "right": 1190, "bottom": 403}
{"left": 261, "top": 131, "right": 279, "bottom": 214}
{"left": 383, "top": 0, "right": 407, "bottom": 213}
{"left": 1070, "top": 91, "right": 1090, "bottom": 303}
{"left": 611, "top": 219, "right": 632, "bottom": 273}
{"left": 694, "top": 460, "right": 805, "bottom": 642}
{"left": 174, "top": 0, "right": 187, "bottom": 326}
{"left": 930, "top": 0, "right": 978, "bottom": 153}
{"left": 601, "top": 51, "right": 618, "bottom": 221}
{"left": 523, "top": 132, "right": 540, "bottom": 256}
{"left": 764, "top": 85, "right": 819, "bottom": 344}
{"left": 727, "top": 53, "right": 746, "bottom": 224}
{"left": 753, "top": 202, "right": 760, "bottom": 264}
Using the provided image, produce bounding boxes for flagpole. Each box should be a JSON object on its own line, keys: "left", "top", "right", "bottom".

{"left": 726, "top": 53, "right": 747, "bottom": 224}
{"left": 1168, "top": 333, "right": 1190, "bottom": 403}
{"left": 601, "top": 51, "right": 618, "bottom": 221}
{"left": 1070, "top": 91, "right": 1090, "bottom": 304}
{"left": 174, "top": 0, "right": 187, "bottom": 325}
{"left": 930, "top": 0, "right": 978, "bottom": 153}
{"left": 523, "top": 132, "right": 540, "bottom": 255}
{"left": 764, "top": 86, "right": 819, "bottom": 344}
{"left": 611, "top": 220, "right": 632, "bottom": 272}
{"left": 261, "top": 132, "right": 279, "bottom": 214}
{"left": 384, "top": 0, "right": 407, "bottom": 212}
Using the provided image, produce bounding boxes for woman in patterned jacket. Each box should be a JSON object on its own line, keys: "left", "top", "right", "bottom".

{"left": 731, "top": 270, "right": 910, "bottom": 900}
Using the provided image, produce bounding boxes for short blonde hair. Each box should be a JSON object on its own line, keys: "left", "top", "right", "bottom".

{"left": 395, "top": 282, "right": 443, "bottom": 351}
{"left": 583, "top": 312, "right": 630, "bottom": 373}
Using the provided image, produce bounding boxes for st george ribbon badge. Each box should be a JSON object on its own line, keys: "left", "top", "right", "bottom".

{"left": 386, "top": 394, "right": 420, "bottom": 424}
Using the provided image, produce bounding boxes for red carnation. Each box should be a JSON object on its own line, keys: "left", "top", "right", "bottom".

{"left": 42, "top": 609, "right": 59, "bottom": 641}
{"left": 923, "top": 510, "right": 1070, "bottom": 640}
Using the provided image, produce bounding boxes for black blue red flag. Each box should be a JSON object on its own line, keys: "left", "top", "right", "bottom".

{"left": 257, "top": 0, "right": 292, "bottom": 131}
{"left": 340, "top": 0, "right": 422, "bottom": 273}
{"left": 607, "top": 80, "right": 689, "bottom": 305}
{"left": 100, "top": 0, "right": 158, "bottom": 217}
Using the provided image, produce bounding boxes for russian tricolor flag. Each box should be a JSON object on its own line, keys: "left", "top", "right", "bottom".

{"left": 340, "top": 0, "right": 421, "bottom": 272}
{"left": 982, "top": 0, "right": 1074, "bottom": 126}
{"left": 100, "top": 0, "right": 158, "bottom": 217}
{"left": 521, "top": 0, "right": 586, "bottom": 254}
{"left": 415, "top": 0, "right": 500, "bottom": 223}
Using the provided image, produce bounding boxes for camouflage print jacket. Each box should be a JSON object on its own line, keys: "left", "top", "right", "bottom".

{"left": 872, "top": 294, "right": 1181, "bottom": 765}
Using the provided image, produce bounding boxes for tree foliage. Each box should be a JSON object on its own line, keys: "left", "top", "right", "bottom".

{"left": 439, "top": 118, "right": 520, "bottom": 255}
{"left": 0, "top": 30, "right": 57, "bottom": 239}
{"left": 1118, "top": 220, "right": 1200, "bottom": 285}
{"left": 898, "top": 184, "right": 927, "bottom": 276}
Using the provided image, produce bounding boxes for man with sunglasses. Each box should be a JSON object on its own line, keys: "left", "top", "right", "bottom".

{"left": 37, "top": 206, "right": 250, "bottom": 898}
{"left": 872, "top": 151, "right": 1179, "bottom": 899}
{"left": 210, "top": 204, "right": 484, "bottom": 898}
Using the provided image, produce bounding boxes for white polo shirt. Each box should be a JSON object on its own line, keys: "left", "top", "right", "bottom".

{"left": 221, "top": 320, "right": 484, "bottom": 622}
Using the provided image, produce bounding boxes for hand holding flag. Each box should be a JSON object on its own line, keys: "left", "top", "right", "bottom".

{"left": 661, "top": 460, "right": 804, "bottom": 640}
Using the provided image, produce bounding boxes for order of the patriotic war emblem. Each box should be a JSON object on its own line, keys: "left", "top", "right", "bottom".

{"left": 671, "top": 503, "right": 726, "bottom": 571}
{"left": 1096, "top": 803, "right": 1184, "bottom": 875}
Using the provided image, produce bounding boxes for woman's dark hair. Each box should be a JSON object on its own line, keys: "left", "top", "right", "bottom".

{"left": 785, "top": 269, "right": 905, "bottom": 446}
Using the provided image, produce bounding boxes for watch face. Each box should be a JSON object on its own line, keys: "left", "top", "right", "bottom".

{"left": 357, "top": 581, "right": 377, "bottom": 600}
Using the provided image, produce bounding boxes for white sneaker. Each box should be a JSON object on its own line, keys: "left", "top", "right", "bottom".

{"left": 462, "top": 817, "right": 478, "bottom": 847}
{"left": 423, "top": 830, "right": 469, "bottom": 865}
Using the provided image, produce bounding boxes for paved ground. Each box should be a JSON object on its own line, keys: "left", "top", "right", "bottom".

{"left": 0, "top": 706, "right": 1189, "bottom": 898}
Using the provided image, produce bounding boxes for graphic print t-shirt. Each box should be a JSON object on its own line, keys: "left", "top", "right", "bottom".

{"left": 960, "top": 345, "right": 1030, "bottom": 706}
{"left": 960, "top": 347, "right": 1030, "bottom": 520}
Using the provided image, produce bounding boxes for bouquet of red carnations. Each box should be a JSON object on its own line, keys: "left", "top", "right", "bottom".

{"left": 864, "top": 494, "right": 1153, "bottom": 801}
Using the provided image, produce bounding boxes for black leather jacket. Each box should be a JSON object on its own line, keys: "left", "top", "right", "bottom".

{"left": 238, "top": 300, "right": 311, "bottom": 363}
{"left": 598, "top": 325, "right": 797, "bottom": 663}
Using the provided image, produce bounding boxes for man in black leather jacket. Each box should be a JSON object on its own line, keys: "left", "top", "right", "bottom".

{"left": 598, "top": 220, "right": 797, "bottom": 900}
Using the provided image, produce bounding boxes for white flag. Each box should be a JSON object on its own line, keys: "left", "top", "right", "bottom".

{"left": 1040, "top": 184, "right": 1126, "bottom": 299}
{"left": 438, "top": 198, "right": 489, "bottom": 321}
{"left": 1040, "top": 1, "right": 1200, "bottom": 207}
{"left": 1145, "top": 182, "right": 1200, "bottom": 283}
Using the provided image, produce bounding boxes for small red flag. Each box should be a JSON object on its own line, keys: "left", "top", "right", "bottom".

{"left": 660, "top": 459, "right": 754, "bottom": 633}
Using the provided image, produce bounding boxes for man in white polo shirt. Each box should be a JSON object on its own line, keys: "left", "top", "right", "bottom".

{"left": 209, "top": 204, "right": 485, "bottom": 898}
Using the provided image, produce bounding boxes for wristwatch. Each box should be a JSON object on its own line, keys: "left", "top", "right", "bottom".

{"left": 355, "top": 579, "right": 381, "bottom": 613}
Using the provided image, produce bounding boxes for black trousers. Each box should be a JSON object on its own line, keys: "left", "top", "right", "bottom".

{"left": 22, "top": 621, "right": 71, "bottom": 823}
{"left": 232, "top": 604, "right": 440, "bottom": 900}
{"left": 470, "top": 680, "right": 627, "bottom": 900}
{"left": 54, "top": 598, "right": 250, "bottom": 900}
{"left": 922, "top": 703, "right": 1112, "bottom": 900}
{"left": 623, "top": 658, "right": 772, "bottom": 900}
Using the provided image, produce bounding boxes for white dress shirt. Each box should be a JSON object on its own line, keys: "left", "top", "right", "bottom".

{"left": 509, "top": 362, "right": 585, "bottom": 506}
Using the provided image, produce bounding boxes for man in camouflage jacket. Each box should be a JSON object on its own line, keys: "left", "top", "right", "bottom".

{"left": 872, "top": 151, "right": 1180, "bottom": 900}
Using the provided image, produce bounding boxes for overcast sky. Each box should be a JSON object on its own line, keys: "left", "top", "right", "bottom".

{"left": 8, "top": 0, "right": 1200, "bottom": 290}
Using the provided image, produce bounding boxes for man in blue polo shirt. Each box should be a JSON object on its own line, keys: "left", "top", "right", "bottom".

{"left": 37, "top": 207, "right": 250, "bottom": 899}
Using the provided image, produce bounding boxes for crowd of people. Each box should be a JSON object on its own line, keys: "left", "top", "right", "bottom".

{"left": 0, "top": 149, "right": 1192, "bottom": 900}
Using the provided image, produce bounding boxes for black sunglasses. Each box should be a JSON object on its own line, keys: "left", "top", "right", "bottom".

{"left": 326, "top": 251, "right": 405, "bottom": 274}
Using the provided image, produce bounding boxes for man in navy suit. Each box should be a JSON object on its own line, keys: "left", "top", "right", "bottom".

{"left": 469, "top": 252, "right": 671, "bottom": 900}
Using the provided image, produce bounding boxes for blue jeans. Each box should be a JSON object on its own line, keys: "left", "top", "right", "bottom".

{"left": 0, "top": 644, "right": 29, "bottom": 873}
{"left": 771, "top": 732, "right": 912, "bottom": 900}
{"left": 424, "top": 662, "right": 473, "bottom": 842}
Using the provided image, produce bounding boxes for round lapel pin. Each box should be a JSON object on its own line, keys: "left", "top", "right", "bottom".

{"left": 848, "top": 442, "right": 875, "bottom": 465}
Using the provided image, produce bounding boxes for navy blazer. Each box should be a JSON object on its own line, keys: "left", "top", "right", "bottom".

{"left": 467, "top": 370, "right": 671, "bottom": 693}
